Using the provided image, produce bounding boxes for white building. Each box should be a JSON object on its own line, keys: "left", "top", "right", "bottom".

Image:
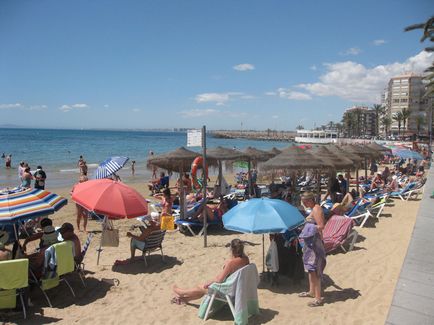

{"left": 294, "top": 129, "right": 338, "bottom": 144}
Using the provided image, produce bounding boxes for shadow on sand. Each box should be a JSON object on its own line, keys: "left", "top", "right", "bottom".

{"left": 201, "top": 304, "right": 279, "bottom": 324}
{"left": 322, "top": 274, "right": 361, "bottom": 304}
{"left": 111, "top": 255, "right": 182, "bottom": 275}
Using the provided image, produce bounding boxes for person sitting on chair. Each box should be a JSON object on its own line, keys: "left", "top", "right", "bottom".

{"left": 59, "top": 223, "right": 83, "bottom": 264}
{"left": 126, "top": 219, "right": 160, "bottom": 263}
{"left": 0, "top": 231, "right": 11, "bottom": 261}
{"left": 171, "top": 239, "right": 249, "bottom": 304}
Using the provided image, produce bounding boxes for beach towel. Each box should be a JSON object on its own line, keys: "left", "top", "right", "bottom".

{"left": 43, "top": 245, "right": 57, "bottom": 279}
{"left": 323, "top": 215, "right": 354, "bottom": 253}
{"left": 198, "top": 263, "right": 260, "bottom": 325}
{"left": 299, "top": 223, "right": 326, "bottom": 277}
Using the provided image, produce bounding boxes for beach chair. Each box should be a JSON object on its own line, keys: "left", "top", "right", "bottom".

{"left": 75, "top": 232, "right": 94, "bottom": 287}
{"left": 31, "top": 241, "right": 76, "bottom": 307}
{"left": 323, "top": 215, "right": 358, "bottom": 253}
{"left": 139, "top": 230, "right": 166, "bottom": 267}
{"left": 175, "top": 218, "right": 221, "bottom": 236}
{"left": 367, "top": 196, "right": 388, "bottom": 219}
{"left": 0, "top": 259, "right": 29, "bottom": 319}
{"left": 345, "top": 199, "right": 373, "bottom": 228}
{"left": 198, "top": 263, "right": 260, "bottom": 325}
{"left": 389, "top": 182, "right": 418, "bottom": 201}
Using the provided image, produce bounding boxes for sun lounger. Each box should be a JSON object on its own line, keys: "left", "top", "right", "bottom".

{"left": 198, "top": 263, "right": 260, "bottom": 325}
{"left": 0, "top": 259, "right": 29, "bottom": 319}
{"left": 345, "top": 199, "right": 373, "bottom": 228}
{"left": 175, "top": 218, "right": 221, "bottom": 236}
{"left": 323, "top": 215, "right": 358, "bottom": 253}
{"left": 389, "top": 182, "right": 418, "bottom": 201}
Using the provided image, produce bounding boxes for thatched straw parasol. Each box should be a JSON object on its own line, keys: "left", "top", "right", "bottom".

{"left": 268, "top": 147, "right": 282, "bottom": 156}
{"left": 147, "top": 147, "right": 200, "bottom": 172}
{"left": 323, "top": 144, "right": 363, "bottom": 166}
{"left": 308, "top": 146, "right": 355, "bottom": 170}
{"left": 367, "top": 142, "right": 392, "bottom": 154}
{"left": 243, "top": 147, "right": 275, "bottom": 162}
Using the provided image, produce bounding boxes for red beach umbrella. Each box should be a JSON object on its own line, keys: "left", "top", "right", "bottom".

{"left": 71, "top": 179, "right": 148, "bottom": 219}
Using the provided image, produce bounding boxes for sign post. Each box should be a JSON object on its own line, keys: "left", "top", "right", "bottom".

{"left": 187, "top": 126, "right": 208, "bottom": 248}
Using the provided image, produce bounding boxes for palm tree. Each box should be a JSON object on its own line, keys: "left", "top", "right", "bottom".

{"left": 372, "top": 104, "right": 385, "bottom": 136}
{"left": 393, "top": 112, "right": 403, "bottom": 137}
{"left": 381, "top": 116, "right": 392, "bottom": 137}
{"left": 401, "top": 108, "right": 411, "bottom": 134}
{"left": 335, "top": 123, "right": 343, "bottom": 137}
{"left": 296, "top": 125, "right": 304, "bottom": 130}
{"left": 354, "top": 108, "right": 362, "bottom": 137}
{"left": 416, "top": 115, "right": 425, "bottom": 138}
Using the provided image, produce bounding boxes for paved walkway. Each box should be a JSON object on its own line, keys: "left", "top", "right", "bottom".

{"left": 386, "top": 166, "right": 434, "bottom": 324}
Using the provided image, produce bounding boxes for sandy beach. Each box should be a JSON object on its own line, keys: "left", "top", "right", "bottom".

{"left": 2, "top": 176, "right": 421, "bottom": 325}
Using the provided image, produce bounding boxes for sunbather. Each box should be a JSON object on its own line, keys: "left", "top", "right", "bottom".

{"left": 0, "top": 231, "right": 11, "bottom": 261}
{"left": 126, "top": 219, "right": 160, "bottom": 262}
{"left": 171, "top": 239, "right": 249, "bottom": 304}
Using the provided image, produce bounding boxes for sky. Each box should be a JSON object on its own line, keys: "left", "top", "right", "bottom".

{"left": 0, "top": 0, "right": 433, "bottom": 130}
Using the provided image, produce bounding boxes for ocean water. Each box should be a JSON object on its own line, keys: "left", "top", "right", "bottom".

{"left": 0, "top": 128, "right": 291, "bottom": 189}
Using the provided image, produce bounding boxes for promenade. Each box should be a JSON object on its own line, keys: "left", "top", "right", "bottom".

{"left": 387, "top": 165, "right": 434, "bottom": 324}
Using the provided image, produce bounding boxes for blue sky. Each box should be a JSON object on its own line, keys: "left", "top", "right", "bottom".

{"left": 0, "top": 0, "right": 432, "bottom": 130}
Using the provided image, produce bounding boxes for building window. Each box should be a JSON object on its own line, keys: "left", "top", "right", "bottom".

{"left": 400, "top": 98, "right": 408, "bottom": 103}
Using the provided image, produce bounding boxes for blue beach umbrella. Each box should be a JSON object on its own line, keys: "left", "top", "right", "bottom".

{"left": 222, "top": 198, "right": 305, "bottom": 234}
{"left": 94, "top": 156, "right": 129, "bottom": 179}
{"left": 392, "top": 149, "right": 423, "bottom": 160}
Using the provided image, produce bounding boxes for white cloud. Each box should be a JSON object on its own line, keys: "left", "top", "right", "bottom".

{"left": 195, "top": 92, "right": 244, "bottom": 105}
{"left": 298, "top": 51, "right": 434, "bottom": 102}
{"left": 233, "top": 63, "right": 255, "bottom": 71}
{"left": 103, "top": 104, "right": 109, "bottom": 108}
{"left": 276, "top": 88, "right": 312, "bottom": 100}
{"left": 27, "top": 105, "right": 47, "bottom": 111}
{"left": 310, "top": 65, "right": 317, "bottom": 71}
{"left": 59, "top": 103, "right": 89, "bottom": 112}
{"left": 132, "top": 108, "right": 141, "bottom": 112}
{"left": 340, "top": 47, "right": 361, "bottom": 56}
{"left": 0, "top": 103, "right": 22, "bottom": 109}
{"left": 265, "top": 91, "right": 277, "bottom": 96}
{"left": 373, "top": 39, "right": 387, "bottom": 46}
{"left": 180, "top": 108, "right": 219, "bottom": 117}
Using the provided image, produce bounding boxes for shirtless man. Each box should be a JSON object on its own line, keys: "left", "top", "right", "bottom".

{"left": 126, "top": 220, "right": 160, "bottom": 262}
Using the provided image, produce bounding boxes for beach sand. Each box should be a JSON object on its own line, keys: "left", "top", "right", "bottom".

{"left": 3, "top": 180, "right": 421, "bottom": 325}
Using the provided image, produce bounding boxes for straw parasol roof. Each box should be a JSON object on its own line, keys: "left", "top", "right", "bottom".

{"left": 323, "top": 144, "right": 363, "bottom": 166}
{"left": 207, "top": 146, "right": 249, "bottom": 161}
{"left": 261, "top": 146, "right": 334, "bottom": 172}
{"left": 268, "top": 147, "right": 282, "bottom": 156}
{"left": 308, "top": 146, "right": 355, "bottom": 170}
{"left": 367, "top": 142, "right": 392, "bottom": 153}
{"left": 243, "top": 147, "right": 275, "bottom": 162}
{"left": 342, "top": 144, "right": 383, "bottom": 160}
{"left": 147, "top": 147, "right": 206, "bottom": 172}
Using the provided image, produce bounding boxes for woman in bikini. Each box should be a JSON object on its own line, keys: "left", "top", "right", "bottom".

{"left": 171, "top": 238, "right": 249, "bottom": 304}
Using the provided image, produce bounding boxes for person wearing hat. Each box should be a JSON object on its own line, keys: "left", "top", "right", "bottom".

{"left": 59, "top": 223, "right": 82, "bottom": 263}
{"left": 298, "top": 191, "right": 326, "bottom": 307}
{"left": 0, "top": 231, "right": 11, "bottom": 261}
{"left": 33, "top": 166, "right": 47, "bottom": 190}
{"left": 23, "top": 218, "right": 56, "bottom": 252}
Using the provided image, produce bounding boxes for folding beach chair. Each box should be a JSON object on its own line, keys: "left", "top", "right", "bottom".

{"left": 139, "top": 230, "right": 166, "bottom": 267}
{"left": 198, "top": 263, "right": 260, "bottom": 325}
{"left": 31, "top": 241, "right": 76, "bottom": 307}
{"left": 0, "top": 259, "right": 29, "bottom": 319}
{"left": 76, "top": 232, "right": 94, "bottom": 287}
{"left": 345, "top": 199, "right": 373, "bottom": 228}
{"left": 323, "top": 215, "right": 358, "bottom": 253}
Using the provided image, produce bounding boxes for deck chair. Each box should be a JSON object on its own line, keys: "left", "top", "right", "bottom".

{"left": 389, "top": 182, "right": 418, "bottom": 201}
{"left": 323, "top": 215, "right": 358, "bottom": 253}
{"left": 175, "top": 218, "right": 221, "bottom": 236}
{"left": 198, "top": 263, "right": 260, "bottom": 325}
{"left": 140, "top": 230, "right": 166, "bottom": 267}
{"left": 345, "top": 199, "right": 373, "bottom": 228}
{"left": 0, "top": 259, "right": 29, "bottom": 319}
{"left": 32, "top": 241, "right": 76, "bottom": 307}
{"left": 76, "top": 232, "right": 94, "bottom": 287}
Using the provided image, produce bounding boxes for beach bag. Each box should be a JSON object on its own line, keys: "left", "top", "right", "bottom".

{"left": 160, "top": 215, "right": 175, "bottom": 231}
{"left": 265, "top": 240, "right": 279, "bottom": 272}
{"left": 101, "top": 228, "right": 119, "bottom": 247}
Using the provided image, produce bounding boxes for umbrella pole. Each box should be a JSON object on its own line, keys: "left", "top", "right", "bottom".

{"left": 356, "top": 169, "right": 360, "bottom": 195}
{"left": 202, "top": 125, "right": 208, "bottom": 248}
{"left": 247, "top": 160, "right": 251, "bottom": 198}
{"left": 316, "top": 171, "right": 321, "bottom": 203}
{"left": 97, "top": 216, "right": 106, "bottom": 265}
{"left": 180, "top": 167, "right": 185, "bottom": 220}
{"left": 262, "top": 234, "right": 265, "bottom": 273}
{"left": 364, "top": 158, "right": 368, "bottom": 179}
{"left": 218, "top": 161, "right": 223, "bottom": 196}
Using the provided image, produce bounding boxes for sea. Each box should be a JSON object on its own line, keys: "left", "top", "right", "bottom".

{"left": 0, "top": 128, "right": 291, "bottom": 189}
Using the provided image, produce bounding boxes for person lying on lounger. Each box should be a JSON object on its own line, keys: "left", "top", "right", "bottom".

{"left": 171, "top": 239, "right": 249, "bottom": 304}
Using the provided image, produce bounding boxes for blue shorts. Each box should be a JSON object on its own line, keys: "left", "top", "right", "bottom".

{"left": 131, "top": 238, "right": 146, "bottom": 251}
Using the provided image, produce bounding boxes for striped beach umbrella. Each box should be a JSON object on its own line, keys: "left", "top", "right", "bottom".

{"left": 0, "top": 188, "right": 68, "bottom": 224}
{"left": 94, "top": 156, "right": 129, "bottom": 179}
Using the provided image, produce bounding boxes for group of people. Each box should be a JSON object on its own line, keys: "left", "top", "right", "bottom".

{"left": 18, "top": 161, "right": 47, "bottom": 190}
